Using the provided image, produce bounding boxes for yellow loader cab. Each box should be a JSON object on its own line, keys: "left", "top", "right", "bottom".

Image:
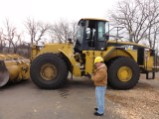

{"left": 30, "top": 18, "right": 157, "bottom": 89}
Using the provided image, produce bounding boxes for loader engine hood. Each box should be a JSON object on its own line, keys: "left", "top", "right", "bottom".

{"left": 107, "top": 40, "right": 151, "bottom": 50}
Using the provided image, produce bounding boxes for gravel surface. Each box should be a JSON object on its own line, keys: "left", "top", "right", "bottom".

{"left": 106, "top": 72, "right": 159, "bottom": 119}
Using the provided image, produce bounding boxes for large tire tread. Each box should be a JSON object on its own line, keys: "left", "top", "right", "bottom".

{"left": 108, "top": 57, "right": 140, "bottom": 90}
{"left": 30, "top": 53, "right": 68, "bottom": 89}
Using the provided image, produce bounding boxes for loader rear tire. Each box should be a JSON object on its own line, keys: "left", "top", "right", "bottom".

{"left": 30, "top": 53, "right": 68, "bottom": 89}
{"left": 108, "top": 57, "right": 140, "bottom": 90}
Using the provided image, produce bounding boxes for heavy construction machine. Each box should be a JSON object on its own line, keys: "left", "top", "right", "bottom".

{"left": 0, "top": 54, "right": 30, "bottom": 87}
{"left": 30, "top": 18, "right": 157, "bottom": 90}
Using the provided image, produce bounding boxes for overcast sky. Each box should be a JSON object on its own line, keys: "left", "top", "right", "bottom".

{"left": 0, "top": 0, "right": 118, "bottom": 26}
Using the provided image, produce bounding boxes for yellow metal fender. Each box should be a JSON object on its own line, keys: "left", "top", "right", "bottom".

{"left": 58, "top": 49, "right": 81, "bottom": 76}
{"left": 31, "top": 43, "right": 82, "bottom": 77}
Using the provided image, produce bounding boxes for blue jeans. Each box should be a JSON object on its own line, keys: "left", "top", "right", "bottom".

{"left": 95, "top": 86, "right": 106, "bottom": 114}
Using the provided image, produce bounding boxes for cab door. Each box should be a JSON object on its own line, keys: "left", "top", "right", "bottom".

{"left": 84, "top": 20, "right": 109, "bottom": 51}
{"left": 95, "top": 21, "right": 109, "bottom": 50}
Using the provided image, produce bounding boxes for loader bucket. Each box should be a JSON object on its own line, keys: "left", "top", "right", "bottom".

{"left": 0, "top": 54, "right": 30, "bottom": 88}
{"left": 0, "top": 60, "right": 9, "bottom": 87}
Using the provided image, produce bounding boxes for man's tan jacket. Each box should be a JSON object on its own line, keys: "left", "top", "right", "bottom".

{"left": 92, "top": 63, "right": 107, "bottom": 86}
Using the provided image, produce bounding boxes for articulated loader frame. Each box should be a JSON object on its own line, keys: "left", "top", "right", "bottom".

{"left": 30, "top": 40, "right": 156, "bottom": 90}
{"left": 30, "top": 42, "right": 151, "bottom": 90}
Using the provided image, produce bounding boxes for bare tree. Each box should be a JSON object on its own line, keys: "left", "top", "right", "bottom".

{"left": 0, "top": 29, "right": 6, "bottom": 52}
{"left": 70, "top": 21, "right": 78, "bottom": 43}
{"left": 2, "top": 18, "right": 22, "bottom": 53}
{"left": 50, "top": 19, "right": 77, "bottom": 43}
{"left": 13, "top": 33, "right": 24, "bottom": 53}
{"left": 3, "top": 18, "right": 16, "bottom": 52}
{"left": 144, "top": 0, "right": 159, "bottom": 49}
{"left": 110, "top": 0, "right": 159, "bottom": 46}
{"left": 25, "top": 18, "right": 36, "bottom": 45}
{"left": 25, "top": 18, "right": 51, "bottom": 45}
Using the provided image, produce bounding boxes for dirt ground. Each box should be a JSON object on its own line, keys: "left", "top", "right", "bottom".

{"left": 0, "top": 72, "right": 159, "bottom": 119}
{"left": 107, "top": 72, "right": 159, "bottom": 119}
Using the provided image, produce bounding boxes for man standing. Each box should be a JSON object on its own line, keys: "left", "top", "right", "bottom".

{"left": 92, "top": 56, "right": 107, "bottom": 116}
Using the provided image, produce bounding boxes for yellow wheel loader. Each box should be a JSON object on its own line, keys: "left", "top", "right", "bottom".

{"left": 30, "top": 18, "right": 157, "bottom": 89}
{"left": 0, "top": 54, "right": 30, "bottom": 87}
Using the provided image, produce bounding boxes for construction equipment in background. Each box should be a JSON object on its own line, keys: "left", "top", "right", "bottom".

{"left": 0, "top": 54, "right": 30, "bottom": 87}
{"left": 30, "top": 18, "right": 157, "bottom": 90}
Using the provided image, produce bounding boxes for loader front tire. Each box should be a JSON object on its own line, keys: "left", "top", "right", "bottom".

{"left": 108, "top": 57, "right": 140, "bottom": 90}
{"left": 30, "top": 53, "right": 68, "bottom": 89}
